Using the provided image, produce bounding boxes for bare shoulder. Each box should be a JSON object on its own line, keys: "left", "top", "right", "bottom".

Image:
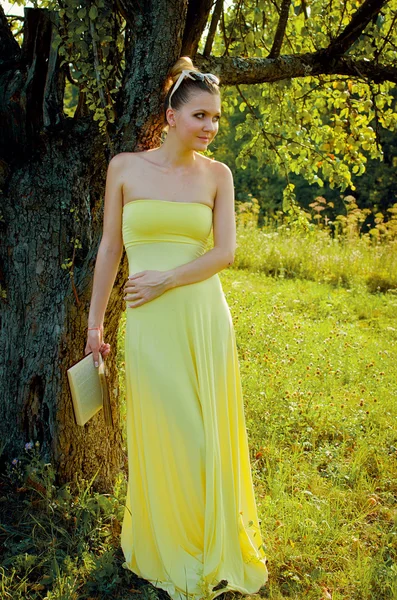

{"left": 196, "top": 154, "right": 233, "bottom": 180}
{"left": 108, "top": 151, "right": 135, "bottom": 169}
{"left": 216, "top": 160, "right": 233, "bottom": 173}
{"left": 209, "top": 159, "right": 234, "bottom": 188}
{"left": 112, "top": 149, "right": 164, "bottom": 170}
{"left": 108, "top": 151, "right": 147, "bottom": 182}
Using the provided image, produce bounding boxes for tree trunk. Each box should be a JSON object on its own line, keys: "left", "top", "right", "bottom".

{"left": 0, "top": 0, "right": 200, "bottom": 493}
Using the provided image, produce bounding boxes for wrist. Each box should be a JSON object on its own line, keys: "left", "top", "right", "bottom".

{"left": 164, "top": 269, "right": 176, "bottom": 291}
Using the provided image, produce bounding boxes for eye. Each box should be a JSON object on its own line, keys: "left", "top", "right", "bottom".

{"left": 194, "top": 113, "right": 221, "bottom": 121}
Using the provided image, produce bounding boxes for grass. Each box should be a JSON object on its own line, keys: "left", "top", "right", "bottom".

{"left": 233, "top": 223, "right": 397, "bottom": 294}
{"left": 1, "top": 223, "right": 397, "bottom": 599}
{"left": 221, "top": 269, "right": 397, "bottom": 599}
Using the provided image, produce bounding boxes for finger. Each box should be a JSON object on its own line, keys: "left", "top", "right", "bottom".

{"left": 123, "top": 285, "right": 136, "bottom": 296}
{"left": 129, "top": 300, "right": 145, "bottom": 308}
{"left": 125, "top": 292, "right": 140, "bottom": 301}
{"left": 128, "top": 271, "right": 145, "bottom": 280}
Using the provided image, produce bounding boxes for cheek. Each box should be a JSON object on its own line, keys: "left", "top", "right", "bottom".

{"left": 185, "top": 117, "right": 200, "bottom": 133}
{"left": 179, "top": 121, "right": 201, "bottom": 140}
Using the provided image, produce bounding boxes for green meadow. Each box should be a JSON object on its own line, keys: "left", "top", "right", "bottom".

{"left": 222, "top": 269, "right": 397, "bottom": 599}
{"left": 1, "top": 220, "right": 397, "bottom": 599}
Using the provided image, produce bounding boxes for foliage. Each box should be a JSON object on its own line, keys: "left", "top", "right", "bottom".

{"left": 217, "top": 73, "right": 397, "bottom": 206}
{"left": 215, "top": 90, "right": 397, "bottom": 220}
{"left": 215, "top": 0, "right": 397, "bottom": 194}
{"left": 6, "top": 0, "right": 397, "bottom": 194}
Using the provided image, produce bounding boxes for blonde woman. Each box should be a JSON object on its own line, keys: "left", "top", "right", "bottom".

{"left": 86, "top": 55, "right": 268, "bottom": 600}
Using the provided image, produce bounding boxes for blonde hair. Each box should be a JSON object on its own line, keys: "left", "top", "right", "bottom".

{"left": 163, "top": 56, "right": 220, "bottom": 127}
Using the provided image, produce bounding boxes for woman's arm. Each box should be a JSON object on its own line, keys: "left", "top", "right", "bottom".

{"left": 88, "top": 246, "right": 123, "bottom": 328}
{"left": 165, "top": 162, "right": 236, "bottom": 289}
{"left": 88, "top": 155, "right": 124, "bottom": 328}
{"left": 164, "top": 247, "right": 232, "bottom": 290}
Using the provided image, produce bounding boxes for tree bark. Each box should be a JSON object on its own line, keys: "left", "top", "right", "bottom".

{"left": 0, "top": 119, "right": 126, "bottom": 492}
{"left": 196, "top": 52, "right": 397, "bottom": 85}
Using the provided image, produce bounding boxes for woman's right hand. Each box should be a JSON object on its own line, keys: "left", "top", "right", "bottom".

{"left": 85, "top": 327, "right": 111, "bottom": 367}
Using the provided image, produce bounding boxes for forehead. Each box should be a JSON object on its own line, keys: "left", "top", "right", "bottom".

{"left": 185, "top": 90, "right": 221, "bottom": 113}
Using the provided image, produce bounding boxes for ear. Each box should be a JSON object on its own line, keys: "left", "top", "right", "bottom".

{"left": 166, "top": 107, "right": 176, "bottom": 127}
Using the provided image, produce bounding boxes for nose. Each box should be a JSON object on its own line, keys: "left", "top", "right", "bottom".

{"left": 203, "top": 119, "right": 217, "bottom": 134}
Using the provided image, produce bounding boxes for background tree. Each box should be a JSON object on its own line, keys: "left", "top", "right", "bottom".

{"left": 0, "top": 0, "right": 396, "bottom": 491}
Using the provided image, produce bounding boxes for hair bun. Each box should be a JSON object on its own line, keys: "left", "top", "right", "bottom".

{"left": 167, "top": 56, "right": 199, "bottom": 87}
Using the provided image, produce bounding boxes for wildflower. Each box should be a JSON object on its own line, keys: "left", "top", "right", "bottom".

{"left": 12, "top": 458, "right": 18, "bottom": 465}
{"left": 35, "top": 441, "right": 40, "bottom": 447}
{"left": 25, "top": 442, "right": 34, "bottom": 450}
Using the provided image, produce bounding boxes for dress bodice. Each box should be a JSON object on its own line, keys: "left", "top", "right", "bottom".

{"left": 122, "top": 199, "right": 213, "bottom": 273}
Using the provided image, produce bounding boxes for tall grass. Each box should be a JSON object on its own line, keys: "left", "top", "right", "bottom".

{"left": 229, "top": 197, "right": 397, "bottom": 293}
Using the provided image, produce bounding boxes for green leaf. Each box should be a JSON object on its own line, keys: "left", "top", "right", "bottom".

{"left": 89, "top": 5, "right": 98, "bottom": 20}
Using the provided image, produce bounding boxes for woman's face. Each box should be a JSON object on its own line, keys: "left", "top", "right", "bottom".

{"left": 168, "top": 90, "right": 221, "bottom": 149}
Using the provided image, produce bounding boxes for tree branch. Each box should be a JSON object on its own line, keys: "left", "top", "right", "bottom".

{"left": 181, "top": 0, "right": 214, "bottom": 57}
{"left": 203, "top": 0, "right": 223, "bottom": 57}
{"left": 268, "top": 0, "right": 292, "bottom": 59}
{"left": 324, "top": 0, "right": 389, "bottom": 56}
{"left": 196, "top": 51, "right": 397, "bottom": 85}
{"left": 375, "top": 10, "right": 397, "bottom": 57}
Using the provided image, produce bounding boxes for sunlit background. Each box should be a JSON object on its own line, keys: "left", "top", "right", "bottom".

{"left": 2, "top": 1, "right": 32, "bottom": 16}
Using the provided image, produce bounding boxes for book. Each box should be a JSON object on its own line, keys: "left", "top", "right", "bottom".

{"left": 67, "top": 352, "right": 113, "bottom": 428}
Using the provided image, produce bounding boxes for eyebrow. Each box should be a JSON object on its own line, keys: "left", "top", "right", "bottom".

{"left": 192, "top": 109, "right": 222, "bottom": 116}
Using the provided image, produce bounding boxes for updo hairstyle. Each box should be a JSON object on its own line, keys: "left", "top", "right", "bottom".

{"left": 163, "top": 56, "right": 220, "bottom": 128}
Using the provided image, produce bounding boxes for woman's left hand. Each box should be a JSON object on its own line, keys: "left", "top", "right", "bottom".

{"left": 123, "top": 270, "right": 172, "bottom": 308}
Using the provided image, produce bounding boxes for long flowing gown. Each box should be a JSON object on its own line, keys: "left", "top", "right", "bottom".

{"left": 120, "top": 199, "right": 268, "bottom": 600}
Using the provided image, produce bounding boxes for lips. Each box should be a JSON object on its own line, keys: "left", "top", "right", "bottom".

{"left": 198, "top": 137, "right": 210, "bottom": 141}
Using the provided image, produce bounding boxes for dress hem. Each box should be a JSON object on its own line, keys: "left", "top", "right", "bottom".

{"left": 122, "top": 560, "right": 268, "bottom": 600}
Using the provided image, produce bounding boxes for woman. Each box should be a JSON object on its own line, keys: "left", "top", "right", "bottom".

{"left": 85, "top": 55, "right": 268, "bottom": 600}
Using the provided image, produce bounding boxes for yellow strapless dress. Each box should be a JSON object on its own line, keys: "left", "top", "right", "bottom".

{"left": 120, "top": 199, "right": 268, "bottom": 600}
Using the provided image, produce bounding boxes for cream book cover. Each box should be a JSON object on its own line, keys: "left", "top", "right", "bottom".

{"left": 67, "top": 352, "right": 106, "bottom": 426}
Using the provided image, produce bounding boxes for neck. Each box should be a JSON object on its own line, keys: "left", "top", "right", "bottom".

{"left": 153, "top": 131, "right": 199, "bottom": 169}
